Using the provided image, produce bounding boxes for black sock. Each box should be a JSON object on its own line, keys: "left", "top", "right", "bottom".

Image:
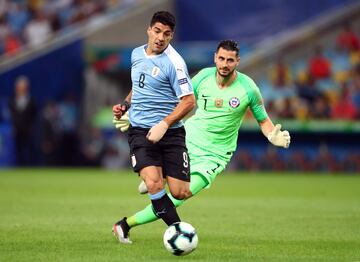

{"left": 151, "top": 194, "right": 180, "bottom": 226}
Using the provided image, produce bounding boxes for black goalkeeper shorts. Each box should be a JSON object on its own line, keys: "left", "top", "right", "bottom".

{"left": 128, "top": 126, "right": 190, "bottom": 182}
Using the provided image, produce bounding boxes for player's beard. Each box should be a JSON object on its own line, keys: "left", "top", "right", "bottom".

{"left": 217, "top": 67, "right": 235, "bottom": 78}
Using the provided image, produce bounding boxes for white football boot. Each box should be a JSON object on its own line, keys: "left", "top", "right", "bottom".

{"left": 112, "top": 218, "right": 132, "bottom": 244}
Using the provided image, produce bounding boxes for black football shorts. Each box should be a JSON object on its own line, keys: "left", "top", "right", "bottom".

{"left": 128, "top": 126, "right": 190, "bottom": 182}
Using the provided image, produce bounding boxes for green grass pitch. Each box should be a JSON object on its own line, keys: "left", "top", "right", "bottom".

{"left": 0, "top": 169, "right": 359, "bottom": 261}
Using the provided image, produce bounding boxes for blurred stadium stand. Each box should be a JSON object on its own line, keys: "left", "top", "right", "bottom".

{"left": 0, "top": 0, "right": 359, "bottom": 172}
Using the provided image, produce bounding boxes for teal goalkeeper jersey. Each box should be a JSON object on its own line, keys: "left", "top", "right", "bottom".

{"left": 185, "top": 67, "right": 268, "bottom": 159}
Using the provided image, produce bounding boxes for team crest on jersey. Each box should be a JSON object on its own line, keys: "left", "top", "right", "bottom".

{"left": 151, "top": 66, "right": 160, "bottom": 77}
{"left": 229, "top": 97, "right": 240, "bottom": 108}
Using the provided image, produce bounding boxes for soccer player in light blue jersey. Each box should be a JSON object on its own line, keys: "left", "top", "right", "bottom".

{"left": 112, "top": 11, "right": 196, "bottom": 243}
{"left": 113, "top": 40, "right": 291, "bottom": 244}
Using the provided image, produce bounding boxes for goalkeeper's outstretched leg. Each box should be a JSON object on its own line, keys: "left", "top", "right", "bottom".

{"left": 113, "top": 174, "right": 207, "bottom": 243}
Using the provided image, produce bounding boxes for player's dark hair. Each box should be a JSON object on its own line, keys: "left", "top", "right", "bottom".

{"left": 150, "top": 11, "right": 176, "bottom": 31}
{"left": 216, "top": 40, "right": 239, "bottom": 56}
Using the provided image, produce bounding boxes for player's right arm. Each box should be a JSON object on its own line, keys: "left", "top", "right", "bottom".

{"left": 113, "top": 90, "right": 132, "bottom": 119}
{"left": 113, "top": 48, "right": 136, "bottom": 119}
{"left": 147, "top": 54, "right": 195, "bottom": 143}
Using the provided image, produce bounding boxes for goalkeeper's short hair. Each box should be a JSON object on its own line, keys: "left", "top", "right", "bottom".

{"left": 216, "top": 40, "right": 239, "bottom": 56}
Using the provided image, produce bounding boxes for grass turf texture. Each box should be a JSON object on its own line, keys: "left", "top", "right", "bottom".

{"left": 0, "top": 169, "right": 359, "bottom": 262}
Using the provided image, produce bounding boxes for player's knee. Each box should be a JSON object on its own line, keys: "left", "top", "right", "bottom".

{"left": 170, "top": 187, "right": 192, "bottom": 200}
{"left": 145, "top": 178, "right": 163, "bottom": 194}
{"left": 170, "top": 191, "right": 185, "bottom": 200}
{"left": 183, "top": 189, "right": 192, "bottom": 199}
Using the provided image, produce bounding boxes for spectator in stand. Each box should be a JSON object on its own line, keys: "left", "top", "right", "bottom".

{"left": 40, "top": 100, "right": 61, "bottom": 166}
{"left": 292, "top": 98, "right": 311, "bottom": 121}
{"left": 228, "top": 150, "right": 257, "bottom": 171}
{"left": 286, "top": 151, "right": 313, "bottom": 172}
{"left": 8, "top": 76, "right": 37, "bottom": 166}
{"left": 58, "top": 92, "right": 80, "bottom": 166}
{"left": 295, "top": 72, "right": 320, "bottom": 103}
{"left": 69, "top": 0, "right": 104, "bottom": 25}
{"left": 3, "top": 31, "right": 21, "bottom": 55}
{"left": 80, "top": 127, "right": 105, "bottom": 167}
{"left": 331, "top": 82, "right": 357, "bottom": 120}
{"left": 7, "top": 2, "right": 30, "bottom": 38}
{"left": 24, "top": 9, "right": 52, "bottom": 48}
{"left": 258, "top": 147, "right": 285, "bottom": 171}
{"left": 101, "top": 132, "right": 129, "bottom": 170}
{"left": 308, "top": 46, "right": 332, "bottom": 81}
{"left": 336, "top": 22, "right": 360, "bottom": 53}
{"left": 273, "top": 97, "right": 295, "bottom": 119}
{"left": 313, "top": 144, "right": 339, "bottom": 173}
{"left": 341, "top": 152, "right": 360, "bottom": 173}
{"left": 311, "top": 95, "right": 331, "bottom": 119}
{"left": 269, "top": 58, "right": 292, "bottom": 88}
{"left": 0, "top": 0, "right": 128, "bottom": 54}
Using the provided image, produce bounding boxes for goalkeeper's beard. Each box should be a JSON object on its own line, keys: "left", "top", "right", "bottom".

{"left": 217, "top": 67, "right": 235, "bottom": 78}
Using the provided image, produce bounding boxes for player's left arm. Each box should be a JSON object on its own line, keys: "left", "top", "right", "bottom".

{"left": 163, "top": 94, "right": 196, "bottom": 126}
{"left": 246, "top": 77, "right": 291, "bottom": 149}
{"left": 259, "top": 118, "right": 291, "bottom": 149}
{"left": 163, "top": 62, "right": 196, "bottom": 126}
{"left": 146, "top": 61, "right": 195, "bottom": 143}
{"left": 147, "top": 93, "right": 195, "bottom": 143}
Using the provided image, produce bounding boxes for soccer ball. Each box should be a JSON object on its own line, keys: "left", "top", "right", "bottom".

{"left": 163, "top": 222, "right": 198, "bottom": 256}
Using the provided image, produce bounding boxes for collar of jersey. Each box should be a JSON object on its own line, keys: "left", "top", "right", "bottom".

{"left": 143, "top": 44, "right": 168, "bottom": 58}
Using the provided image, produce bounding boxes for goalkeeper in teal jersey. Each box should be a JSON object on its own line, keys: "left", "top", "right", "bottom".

{"left": 112, "top": 40, "right": 291, "bottom": 243}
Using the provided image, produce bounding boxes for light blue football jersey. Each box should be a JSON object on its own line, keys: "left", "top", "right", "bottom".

{"left": 129, "top": 44, "right": 193, "bottom": 128}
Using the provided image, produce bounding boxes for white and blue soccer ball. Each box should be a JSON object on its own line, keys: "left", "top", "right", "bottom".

{"left": 163, "top": 222, "right": 198, "bottom": 256}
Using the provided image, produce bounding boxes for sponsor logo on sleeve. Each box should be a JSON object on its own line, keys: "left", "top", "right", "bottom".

{"left": 178, "top": 78, "right": 188, "bottom": 85}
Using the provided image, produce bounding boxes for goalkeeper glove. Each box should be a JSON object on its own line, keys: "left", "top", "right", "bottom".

{"left": 267, "top": 124, "right": 291, "bottom": 148}
{"left": 146, "top": 120, "right": 169, "bottom": 143}
{"left": 113, "top": 111, "right": 130, "bottom": 132}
